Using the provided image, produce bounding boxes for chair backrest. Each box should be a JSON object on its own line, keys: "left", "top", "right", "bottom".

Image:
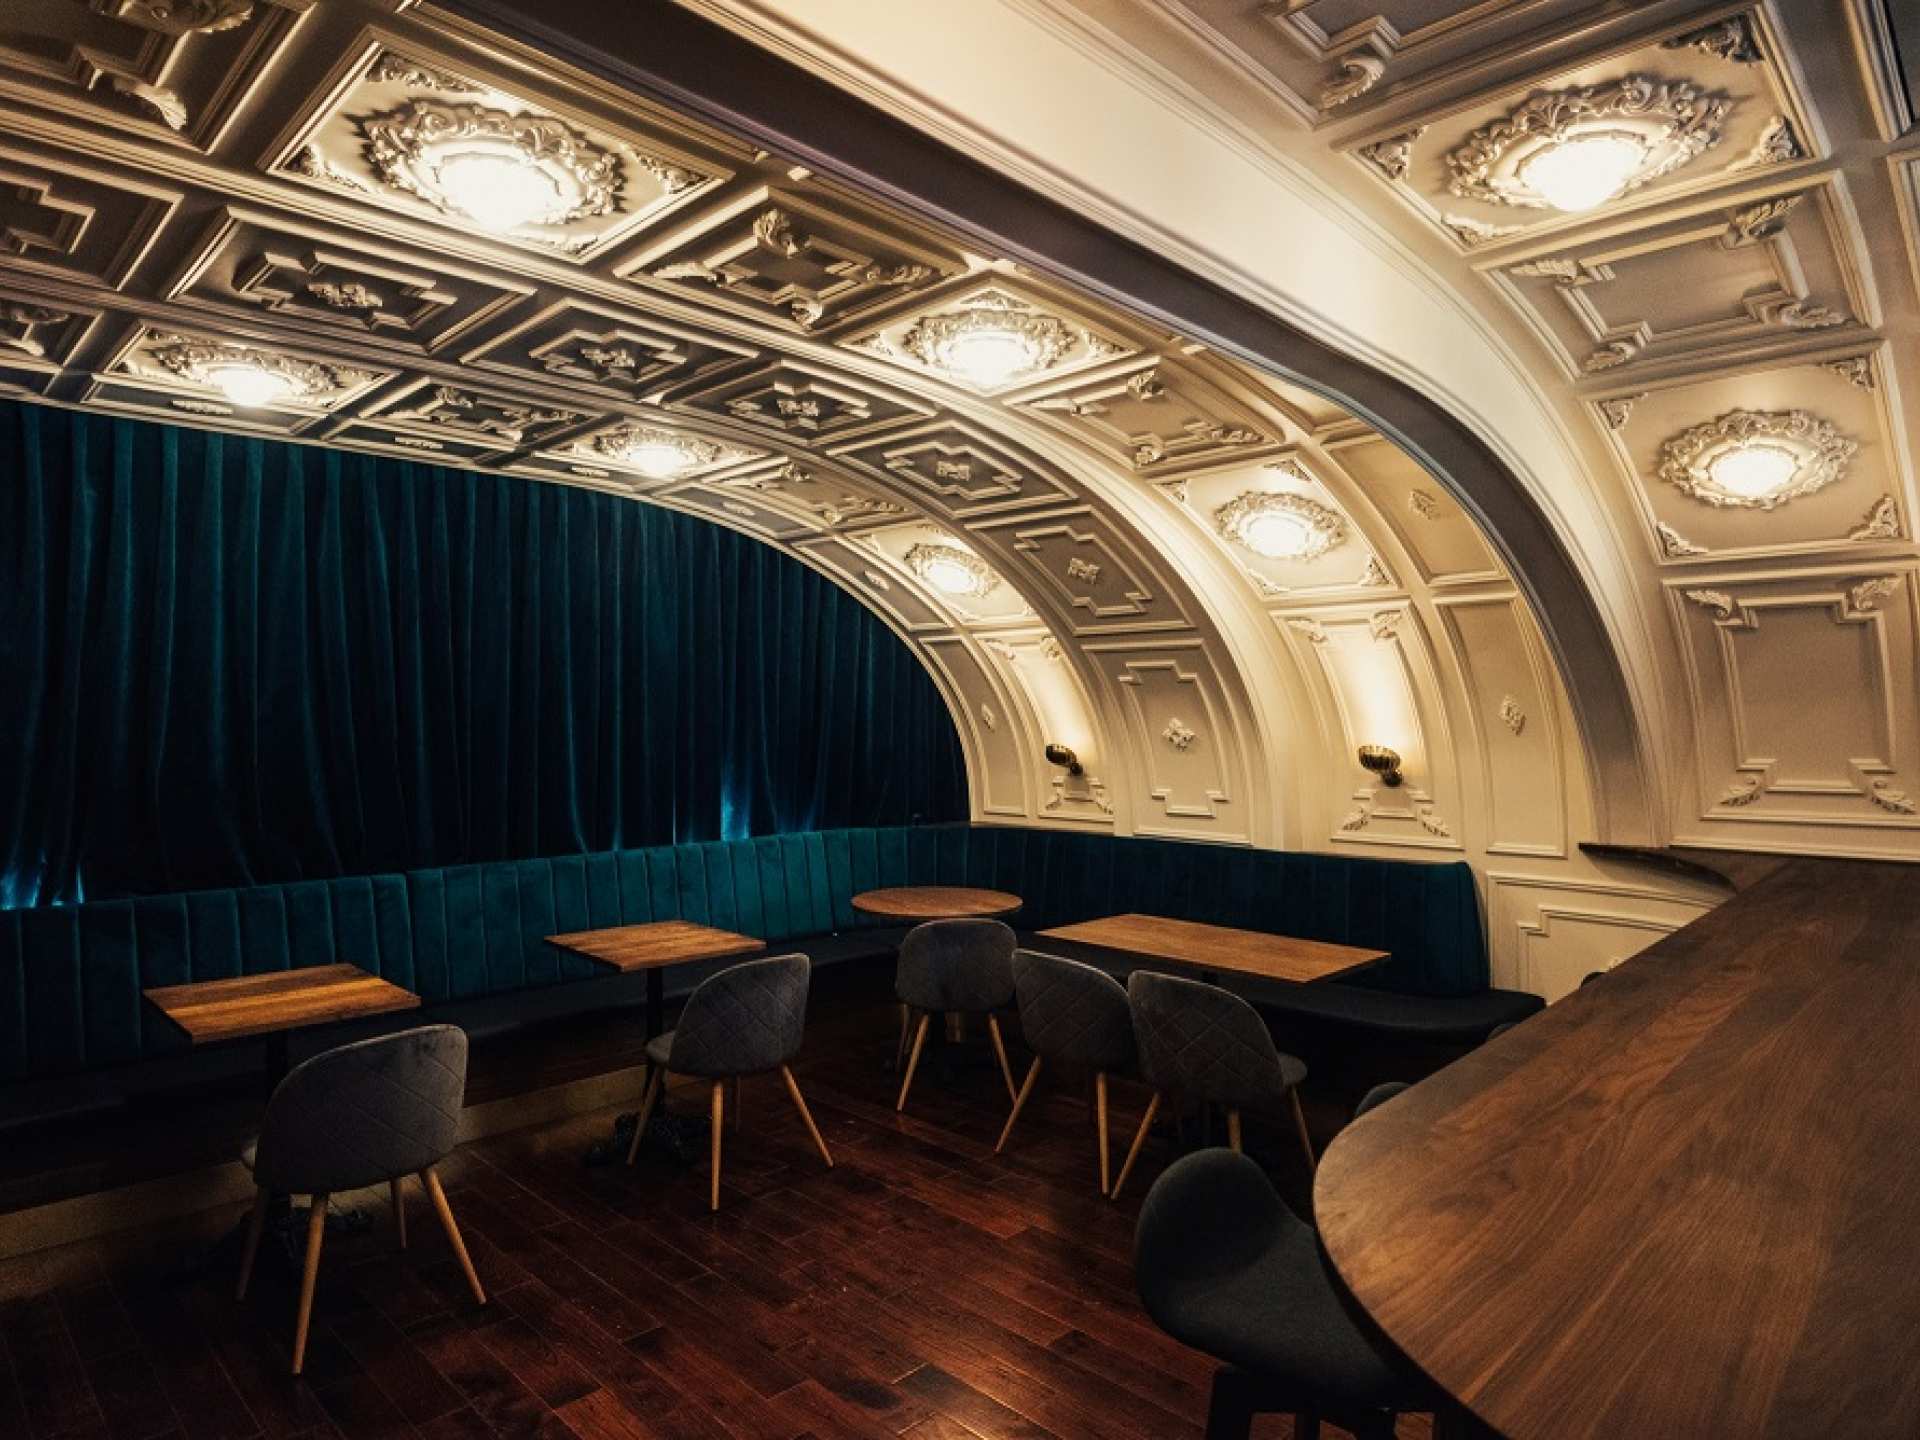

{"left": 895, "top": 918, "right": 1016, "bottom": 1014}
{"left": 253, "top": 1024, "right": 467, "bottom": 1194}
{"left": 1128, "top": 969, "right": 1289, "bottom": 1109}
{"left": 667, "top": 952, "right": 811, "bottom": 1078}
{"left": 1353, "top": 1080, "right": 1410, "bottom": 1120}
{"left": 1135, "top": 1149, "right": 1302, "bottom": 1327}
{"left": 1012, "top": 949, "right": 1134, "bottom": 1072}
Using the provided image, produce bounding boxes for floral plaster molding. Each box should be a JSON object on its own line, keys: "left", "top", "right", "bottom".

{"left": 1163, "top": 717, "right": 1197, "bottom": 751}
{"left": 1445, "top": 77, "right": 1730, "bottom": 210}
{"left": 1657, "top": 410, "right": 1855, "bottom": 510}
{"left": 1655, "top": 522, "right": 1708, "bottom": 558}
{"left": 1850, "top": 497, "right": 1903, "bottom": 542}
{"left": 1211, "top": 490, "right": 1346, "bottom": 561}
{"left": 1499, "top": 695, "right": 1526, "bottom": 735}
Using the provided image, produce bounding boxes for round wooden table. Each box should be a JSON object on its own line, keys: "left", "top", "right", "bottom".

{"left": 851, "top": 885, "right": 1022, "bottom": 921}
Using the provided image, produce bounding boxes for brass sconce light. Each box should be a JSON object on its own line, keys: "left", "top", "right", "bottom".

{"left": 1357, "top": 745, "right": 1404, "bottom": 787}
{"left": 1044, "top": 743, "right": 1084, "bottom": 777}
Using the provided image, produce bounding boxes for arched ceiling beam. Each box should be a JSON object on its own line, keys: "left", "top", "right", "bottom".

{"left": 444, "top": 0, "right": 1658, "bottom": 841}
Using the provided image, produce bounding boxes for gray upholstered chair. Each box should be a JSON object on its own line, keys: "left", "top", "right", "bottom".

{"left": 624, "top": 952, "right": 832, "bottom": 1210}
{"left": 1353, "top": 1081, "right": 1409, "bottom": 1120}
{"left": 997, "top": 949, "right": 1136, "bottom": 1193}
{"left": 1113, "top": 970, "right": 1314, "bottom": 1199}
{"left": 894, "top": 918, "right": 1019, "bottom": 1114}
{"left": 1135, "top": 1149, "right": 1441, "bottom": 1439}
{"left": 236, "top": 1024, "right": 484, "bottom": 1374}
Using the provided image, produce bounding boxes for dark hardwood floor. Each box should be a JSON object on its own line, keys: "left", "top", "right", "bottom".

{"left": 0, "top": 991, "right": 1432, "bottom": 1440}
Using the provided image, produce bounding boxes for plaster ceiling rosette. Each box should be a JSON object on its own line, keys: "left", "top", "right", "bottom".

{"left": 844, "top": 280, "right": 1135, "bottom": 396}
{"left": 269, "top": 45, "right": 726, "bottom": 259}
{"left": 1656, "top": 409, "right": 1856, "bottom": 511}
{"left": 111, "top": 325, "right": 383, "bottom": 412}
{"left": 552, "top": 418, "right": 765, "bottom": 483}
{"left": 1161, "top": 457, "right": 1386, "bottom": 600}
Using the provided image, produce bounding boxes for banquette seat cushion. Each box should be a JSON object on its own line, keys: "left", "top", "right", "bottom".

{"left": 0, "top": 823, "right": 1507, "bottom": 1079}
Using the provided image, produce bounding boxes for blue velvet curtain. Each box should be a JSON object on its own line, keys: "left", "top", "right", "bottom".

{"left": 0, "top": 400, "right": 967, "bottom": 907}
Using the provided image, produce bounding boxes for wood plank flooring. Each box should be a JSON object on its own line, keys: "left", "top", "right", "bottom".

{"left": 0, "top": 997, "right": 1434, "bottom": 1440}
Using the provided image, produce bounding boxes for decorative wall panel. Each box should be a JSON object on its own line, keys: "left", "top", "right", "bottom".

{"left": 972, "top": 505, "right": 1187, "bottom": 635}
{"left": 1086, "top": 638, "right": 1248, "bottom": 840}
{"left": 1437, "top": 594, "right": 1565, "bottom": 856}
{"left": 1330, "top": 433, "right": 1505, "bottom": 584}
{"left": 921, "top": 635, "right": 1031, "bottom": 817}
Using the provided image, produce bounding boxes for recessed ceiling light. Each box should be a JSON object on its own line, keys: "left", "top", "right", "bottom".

{"left": 1704, "top": 442, "right": 1799, "bottom": 501}
{"left": 623, "top": 436, "right": 698, "bottom": 478}
{"left": 202, "top": 361, "right": 300, "bottom": 408}
{"left": 905, "top": 542, "right": 999, "bottom": 598}
{"left": 1658, "top": 410, "right": 1857, "bottom": 511}
{"left": 1516, "top": 132, "right": 1649, "bottom": 213}
{"left": 431, "top": 149, "right": 567, "bottom": 232}
{"left": 900, "top": 298, "right": 1076, "bottom": 390}
{"left": 1213, "top": 491, "right": 1345, "bottom": 561}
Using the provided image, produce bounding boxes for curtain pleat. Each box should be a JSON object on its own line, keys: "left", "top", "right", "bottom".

{"left": 0, "top": 401, "right": 967, "bottom": 907}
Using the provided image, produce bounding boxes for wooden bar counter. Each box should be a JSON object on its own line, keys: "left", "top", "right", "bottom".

{"left": 1316, "top": 857, "right": 1920, "bottom": 1439}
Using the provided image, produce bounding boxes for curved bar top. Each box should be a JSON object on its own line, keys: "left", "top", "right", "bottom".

{"left": 1317, "top": 856, "right": 1920, "bottom": 1440}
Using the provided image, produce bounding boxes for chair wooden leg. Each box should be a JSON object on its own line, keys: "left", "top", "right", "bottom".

{"left": 985, "top": 1014, "right": 1018, "bottom": 1104}
{"left": 709, "top": 1081, "right": 726, "bottom": 1212}
{"left": 780, "top": 1064, "right": 834, "bottom": 1169}
{"left": 1227, "top": 1109, "right": 1243, "bottom": 1154}
{"left": 1110, "top": 1091, "right": 1163, "bottom": 1200}
{"left": 421, "top": 1166, "right": 486, "bottom": 1306}
{"left": 896, "top": 1012, "right": 932, "bottom": 1112}
{"left": 390, "top": 1177, "right": 408, "bottom": 1250}
{"left": 626, "top": 1067, "right": 665, "bottom": 1166}
{"left": 1288, "top": 1088, "right": 1317, "bottom": 1170}
{"left": 235, "top": 1187, "right": 270, "bottom": 1301}
{"left": 1095, "top": 1071, "right": 1111, "bottom": 1195}
{"left": 291, "top": 1194, "right": 328, "bottom": 1375}
{"left": 996, "top": 1057, "right": 1043, "bottom": 1153}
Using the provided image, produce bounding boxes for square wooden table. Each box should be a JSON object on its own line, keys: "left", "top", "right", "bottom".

{"left": 144, "top": 962, "right": 421, "bottom": 1093}
{"left": 546, "top": 920, "right": 766, "bottom": 1038}
{"left": 1036, "top": 913, "right": 1387, "bottom": 986}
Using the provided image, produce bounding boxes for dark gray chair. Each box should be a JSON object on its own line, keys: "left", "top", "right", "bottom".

{"left": 237, "top": 1024, "right": 484, "bottom": 1374}
{"left": 996, "top": 949, "right": 1137, "bottom": 1193}
{"left": 1135, "top": 1149, "right": 1442, "bottom": 1439}
{"left": 894, "top": 918, "right": 1019, "bottom": 1114}
{"left": 1114, "top": 970, "right": 1314, "bottom": 1199}
{"left": 624, "top": 953, "right": 832, "bottom": 1210}
{"left": 1353, "top": 1081, "right": 1409, "bottom": 1120}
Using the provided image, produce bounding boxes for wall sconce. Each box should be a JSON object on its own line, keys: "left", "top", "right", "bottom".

{"left": 1044, "top": 743, "right": 1084, "bottom": 777}
{"left": 1357, "top": 745, "right": 1403, "bottom": 788}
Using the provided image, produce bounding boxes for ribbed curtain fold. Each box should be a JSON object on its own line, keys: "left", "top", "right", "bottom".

{"left": 0, "top": 400, "right": 967, "bottom": 907}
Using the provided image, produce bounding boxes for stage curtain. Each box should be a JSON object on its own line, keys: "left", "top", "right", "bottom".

{"left": 0, "top": 400, "right": 967, "bottom": 906}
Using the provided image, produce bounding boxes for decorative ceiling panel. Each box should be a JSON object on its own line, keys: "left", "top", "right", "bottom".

{"left": 621, "top": 186, "right": 963, "bottom": 334}
{"left": 1347, "top": 9, "right": 1820, "bottom": 253}
{"left": 842, "top": 277, "right": 1136, "bottom": 396}
{"left": 1847, "top": 0, "right": 1920, "bottom": 141}
{"left": 857, "top": 521, "right": 1034, "bottom": 628}
{"left": 672, "top": 359, "right": 932, "bottom": 442}
{"left": 354, "top": 378, "right": 588, "bottom": 452}
{"left": 825, "top": 417, "right": 1076, "bottom": 518}
{"left": 1595, "top": 350, "right": 1909, "bottom": 565}
{"left": 0, "top": 0, "right": 311, "bottom": 151}
{"left": 791, "top": 534, "right": 956, "bottom": 635}
{"left": 710, "top": 457, "right": 909, "bottom": 533}
{"left": 1015, "top": 359, "right": 1279, "bottom": 475}
{"left": 1485, "top": 178, "right": 1872, "bottom": 380}
{"left": 460, "top": 297, "right": 759, "bottom": 401}
{"left": 164, "top": 206, "right": 536, "bottom": 353}
{"left": 659, "top": 478, "right": 817, "bottom": 541}
{"left": 266, "top": 40, "right": 728, "bottom": 261}
{"left": 972, "top": 504, "right": 1190, "bottom": 635}
{"left": 96, "top": 320, "right": 392, "bottom": 431}
{"left": 0, "top": 288, "right": 101, "bottom": 397}
{"left": 540, "top": 415, "right": 766, "bottom": 484}
{"left": 1328, "top": 434, "right": 1505, "bottom": 584}
{"left": 1154, "top": 453, "right": 1392, "bottom": 600}
{"left": 0, "top": 145, "right": 181, "bottom": 290}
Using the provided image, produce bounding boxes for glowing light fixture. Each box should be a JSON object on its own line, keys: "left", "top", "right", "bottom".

{"left": 1704, "top": 442, "right": 1799, "bottom": 501}
{"left": 904, "top": 542, "right": 998, "bottom": 599}
{"left": 1516, "top": 132, "right": 1649, "bottom": 212}
{"left": 899, "top": 296, "right": 1075, "bottom": 391}
{"left": 203, "top": 361, "right": 299, "bottom": 408}
{"left": 1213, "top": 491, "right": 1345, "bottom": 562}
{"left": 1357, "top": 745, "right": 1404, "bottom": 788}
{"left": 623, "top": 436, "right": 698, "bottom": 479}
{"left": 431, "top": 149, "right": 566, "bottom": 232}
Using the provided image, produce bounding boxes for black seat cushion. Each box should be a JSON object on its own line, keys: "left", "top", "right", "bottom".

{"left": 1264, "top": 983, "right": 1542, "bottom": 1043}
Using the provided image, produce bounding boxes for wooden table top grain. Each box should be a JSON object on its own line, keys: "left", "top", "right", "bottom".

{"left": 850, "top": 886, "right": 1023, "bottom": 920}
{"left": 1037, "top": 913, "right": 1386, "bottom": 985}
{"left": 545, "top": 919, "right": 767, "bottom": 973}
{"left": 143, "top": 963, "right": 420, "bottom": 1046}
{"left": 1315, "top": 856, "right": 1920, "bottom": 1440}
